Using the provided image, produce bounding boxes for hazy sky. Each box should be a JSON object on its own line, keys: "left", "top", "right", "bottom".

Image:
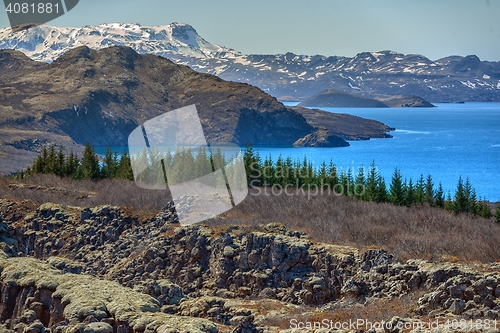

{"left": 1, "top": 0, "right": 499, "bottom": 61}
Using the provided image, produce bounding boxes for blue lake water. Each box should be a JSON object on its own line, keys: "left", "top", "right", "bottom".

{"left": 96, "top": 102, "right": 500, "bottom": 201}
{"left": 274, "top": 102, "right": 500, "bottom": 201}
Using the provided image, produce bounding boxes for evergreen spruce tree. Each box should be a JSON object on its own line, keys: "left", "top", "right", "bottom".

{"left": 478, "top": 199, "right": 491, "bottom": 219}
{"left": 425, "top": 175, "right": 435, "bottom": 206}
{"left": 116, "top": 151, "right": 134, "bottom": 180}
{"left": 328, "top": 160, "right": 339, "bottom": 191}
{"left": 32, "top": 145, "right": 48, "bottom": 174}
{"left": 284, "top": 156, "right": 294, "bottom": 186}
{"left": 209, "top": 146, "right": 226, "bottom": 186}
{"left": 151, "top": 146, "right": 169, "bottom": 186}
{"left": 366, "top": 161, "right": 379, "bottom": 201}
{"left": 102, "top": 146, "right": 118, "bottom": 179}
{"left": 274, "top": 155, "right": 285, "bottom": 186}
{"left": 415, "top": 174, "right": 425, "bottom": 204}
{"left": 80, "top": 141, "right": 100, "bottom": 180}
{"left": 46, "top": 144, "right": 57, "bottom": 174}
{"left": 376, "top": 176, "right": 388, "bottom": 203}
{"left": 463, "top": 178, "right": 478, "bottom": 214}
{"left": 453, "top": 176, "right": 467, "bottom": 213}
{"left": 65, "top": 150, "right": 79, "bottom": 177}
{"left": 162, "top": 147, "right": 173, "bottom": 184}
{"left": 243, "top": 144, "right": 261, "bottom": 187}
{"left": 389, "top": 168, "right": 406, "bottom": 206}
{"left": 445, "top": 191, "right": 453, "bottom": 211}
{"left": 296, "top": 156, "right": 308, "bottom": 187}
{"left": 194, "top": 146, "right": 212, "bottom": 179}
{"left": 56, "top": 145, "right": 65, "bottom": 176}
{"left": 135, "top": 147, "right": 150, "bottom": 184}
{"left": 318, "top": 161, "right": 328, "bottom": 188}
{"left": 434, "top": 182, "right": 445, "bottom": 208}
{"left": 262, "top": 155, "right": 274, "bottom": 186}
{"left": 343, "top": 167, "right": 354, "bottom": 196}
{"left": 306, "top": 161, "right": 315, "bottom": 187}
{"left": 406, "top": 178, "right": 415, "bottom": 207}
{"left": 354, "top": 166, "right": 366, "bottom": 200}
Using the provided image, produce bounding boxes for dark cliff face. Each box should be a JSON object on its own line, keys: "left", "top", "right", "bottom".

{"left": 0, "top": 46, "right": 314, "bottom": 147}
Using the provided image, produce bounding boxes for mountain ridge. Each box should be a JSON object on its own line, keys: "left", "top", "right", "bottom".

{"left": 0, "top": 46, "right": 393, "bottom": 175}
{"left": 1, "top": 23, "right": 499, "bottom": 102}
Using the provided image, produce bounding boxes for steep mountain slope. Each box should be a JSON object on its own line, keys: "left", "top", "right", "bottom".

{"left": 0, "top": 46, "right": 313, "bottom": 147}
{"left": 1, "top": 23, "right": 499, "bottom": 102}
{"left": 0, "top": 46, "right": 393, "bottom": 175}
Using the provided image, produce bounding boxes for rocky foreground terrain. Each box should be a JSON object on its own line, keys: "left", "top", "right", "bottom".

{"left": 1, "top": 198, "right": 500, "bottom": 333}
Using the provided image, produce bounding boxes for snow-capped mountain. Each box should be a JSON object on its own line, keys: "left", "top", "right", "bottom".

{"left": 0, "top": 22, "right": 238, "bottom": 60}
{"left": 1, "top": 23, "right": 499, "bottom": 102}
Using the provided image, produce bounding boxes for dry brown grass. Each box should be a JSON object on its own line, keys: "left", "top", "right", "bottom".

{"left": 0, "top": 174, "right": 171, "bottom": 217}
{"left": 211, "top": 188, "right": 500, "bottom": 263}
{"left": 1, "top": 175, "right": 499, "bottom": 263}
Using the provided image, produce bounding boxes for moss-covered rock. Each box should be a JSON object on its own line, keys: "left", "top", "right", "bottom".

{"left": 0, "top": 252, "right": 218, "bottom": 333}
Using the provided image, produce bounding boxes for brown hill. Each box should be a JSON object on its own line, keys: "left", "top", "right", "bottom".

{"left": 0, "top": 46, "right": 393, "bottom": 174}
{"left": 291, "top": 106, "right": 394, "bottom": 140}
{"left": 381, "top": 95, "right": 436, "bottom": 108}
{"left": 298, "top": 89, "right": 389, "bottom": 108}
{"left": 299, "top": 89, "right": 435, "bottom": 108}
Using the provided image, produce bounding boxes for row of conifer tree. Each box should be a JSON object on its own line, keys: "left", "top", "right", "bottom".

{"left": 15, "top": 143, "right": 499, "bottom": 221}
{"left": 242, "top": 145, "right": 497, "bottom": 219}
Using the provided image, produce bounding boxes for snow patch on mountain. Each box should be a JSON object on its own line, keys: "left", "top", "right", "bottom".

{"left": 0, "top": 22, "right": 236, "bottom": 61}
{"left": 1, "top": 23, "right": 499, "bottom": 102}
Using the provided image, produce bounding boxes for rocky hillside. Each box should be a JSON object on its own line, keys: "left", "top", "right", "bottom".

{"left": 0, "top": 46, "right": 311, "bottom": 148}
{"left": 1, "top": 23, "right": 499, "bottom": 102}
{"left": 291, "top": 107, "right": 394, "bottom": 140}
{"left": 0, "top": 46, "right": 393, "bottom": 175}
{"left": 1, "top": 198, "right": 500, "bottom": 333}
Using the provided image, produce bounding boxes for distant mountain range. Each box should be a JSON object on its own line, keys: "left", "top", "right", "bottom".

{"left": 1, "top": 22, "right": 499, "bottom": 102}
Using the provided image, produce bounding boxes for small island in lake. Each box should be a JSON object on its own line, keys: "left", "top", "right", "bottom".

{"left": 298, "top": 89, "right": 435, "bottom": 108}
